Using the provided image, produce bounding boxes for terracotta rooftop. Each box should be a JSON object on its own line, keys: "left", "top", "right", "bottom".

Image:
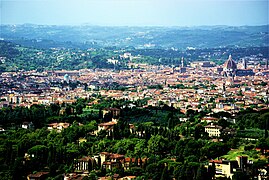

{"left": 27, "top": 172, "right": 49, "bottom": 178}
{"left": 98, "top": 121, "right": 117, "bottom": 126}
{"left": 201, "top": 117, "right": 219, "bottom": 121}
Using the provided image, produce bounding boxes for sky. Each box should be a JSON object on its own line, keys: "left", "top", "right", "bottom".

{"left": 0, "top": 0, "right": 268, "bottom": 26}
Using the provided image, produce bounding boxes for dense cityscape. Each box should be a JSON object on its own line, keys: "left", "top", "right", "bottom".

{"left": 0, "top": 0, "right": 268, "bottom": 179}
{"left": 0, "top": 34, "right": 268, "bottom": 179}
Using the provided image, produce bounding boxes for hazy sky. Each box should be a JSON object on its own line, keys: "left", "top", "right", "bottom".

{"left": 1, "top": 0, "right": 268, "bottom": 26}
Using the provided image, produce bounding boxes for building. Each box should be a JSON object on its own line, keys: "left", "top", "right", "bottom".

{"left": 54, "top": 70, "right": 80, "bottom": 76}
{"left": 216, "top": 67, "right": 224, "bottom": 75}
{"left": 223, "top": 55, "right": 254, "bottom": 77}
{"left": 121, "top": 157, "right": 147, "bottom": 170}
{"left": 95, "top": 120, "right": 117, "bottom": 135}
{"left": 63, "top": 74, "right": 70, "bottom": 83}
{"left": 102, "top": 108, "right": 120, "bottom": 119}
{"left": 22, "top": 121, "right": 34, "bottom": 129}
{"left": 27, "top": 172, "right": 49, "bottom": 180}
{"left": 208, "top": 156, "right": 267, "bottom": 179}
{"left": 242, "top": 58, "right": 247, "bottom": 69}
{"left": 223, "top": 55, "right": 237, "bottom": 77}
{"left": 209, "top": 159, "right": 239, "bottom": 179}
{"left": 64, "top": 173, "right": 88, "bottom": 180}
{"left": 204, "top": 124, "right": 222, "bottom": 137}
{"left": 179, "top": 67, "right": 187, "bottom": 73}
{"left": 102, "top": 161, "right": 122, "bottom": 170}
{"left": 100, "top": 152, "right": 125, "bottom": 170}
{"left": 0, "top": 127, "right": 5, "bottom": 132}
{"left": 201, "top": 116, "right": 219, "bottom": 123}
{"left": 73, "top": 152, "right": 147, "bottom": 177}
{"left": 190, "top": 61, "right": 215, "bottom": 68}
{"left": 236, "top": 69, "right": 254, "bottom": 76}
{"left": 120, "top": 176, "right": 137, "bottom": 180}
{"left": 74, "top": 156, "right": 96, "bottom": 173}
{"left": 47, "top": 122, "right": 70, "bottom": 132}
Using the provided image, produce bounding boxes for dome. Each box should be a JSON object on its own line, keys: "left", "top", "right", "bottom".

{"left": 223, "top": 55, "right": 237, "bottom": 70}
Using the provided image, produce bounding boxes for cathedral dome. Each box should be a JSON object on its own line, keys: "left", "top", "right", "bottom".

{"left": 223, "top": 55, "right": 237, "bottom": 70}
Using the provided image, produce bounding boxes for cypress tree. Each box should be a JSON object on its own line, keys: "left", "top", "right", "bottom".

{"left": 265, "top": 119, "right": 268, "bottom": 138}
{"left": 160, "top": 166, "right": 168, "bottom": 180}
{"left": 134, "top": 157, "right": 138, "bottom": 167}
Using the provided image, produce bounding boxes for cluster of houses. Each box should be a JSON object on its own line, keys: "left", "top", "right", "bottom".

{"left": 21, "top": 103, "right": 267, "bottom": 180}
{"left": 2, "top": 56, "right": 269, "bottom": 179}
{"left": 1, "top": 55, "right": 269, "bottom": 117}
{"left": 27, "top": 151, "right": 145, "bottom": 180}
{"left": 26, "top": 107, "right": 266, "bottom": 179}
{"left": 27, "top": 154, "right": 268, "bottom": 180}
{"left": 65, "top": 152, "right": 147, "bottom": 179}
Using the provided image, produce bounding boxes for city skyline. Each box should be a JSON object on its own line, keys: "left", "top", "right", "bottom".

{"left": 1, "top": 0, "right": 268, "bottom": 26}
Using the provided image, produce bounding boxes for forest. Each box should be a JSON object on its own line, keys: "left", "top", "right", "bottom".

{"left": 0, "top": 97, "right": 268, "bottom": 179}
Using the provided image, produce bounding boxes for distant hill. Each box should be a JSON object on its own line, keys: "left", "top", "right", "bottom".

{"left": 0, "top": 24, "right": 268, "bottom": 49}
{"left": 0, "top": 39, "right": 268, "bottom": 72}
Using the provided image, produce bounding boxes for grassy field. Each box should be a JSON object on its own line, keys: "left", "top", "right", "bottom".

{"left": 77, "top": 107, "right": 100, "bottom": 118}
{"left": 221, "top": 146, "right": 266, "bottom": 161}
{"left": 83, "top": 107, "right": 100, "bottom": 112}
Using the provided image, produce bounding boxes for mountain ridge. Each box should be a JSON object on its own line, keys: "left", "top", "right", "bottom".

{"left": 0, "top": 24, "right": 268, "bottom": 49}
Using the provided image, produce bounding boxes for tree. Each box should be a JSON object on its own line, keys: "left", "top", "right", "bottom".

{"left": 183, "top": 162, "right": 200, "bottom": 180}
{"left": 196, "top": 165, "right": 208, "bottom": 180}
{"left": 256, "top": 138, "right": 269, "bottom": 155}
{"left": 48, "top": 103, "right": 61, "bottom": 116}
{"left": 201, "top": 142, "right": 229, "bottom": 160}
{"left": 146, "top": 163, "right": 162, "bottom": 179}
{"left": 103, "top": 112, "right": 112, "bottom": 122}
{"left": 167, "top": 112, "right": 177, "bottom": 129}
{"left": 28, "top": 145, "right": 48, "bottom": 166}
{"left": 160, "top": 166, "right": 170, "bottom": 180}
{"left": 173, "top": 140, "right": 188, "bottom": 162}
{"left": 232, "top": 171, "right": 250, "bottom": 180}
{"left": 183, "top": 139, "right": 204, "bottom": 158}
{"left": 134, "top": 139, "right": 147, "bottom": 157}
{"left": 173, "top": 163, "right": 184, "bottom": 179}
{"left": 66, "top": 105, "right": 75, "bottom": 116}
{"left": 148, "top": 135, "right": 169, "bottom": 155}
{"left": 208, "top": 162, "right": 216, "bottom": 180}
{"left": 194, "top": 124, "right": 205, "bottom": 140}
{"left": 128, "top": 167, "right": 144, "bottom": 176}
{"left": 89, "top": 170, "right": 98, "bottom": 180}
{"left": 75, "top": 102, "right": 85, "bottom": 115}
{"left": 216, "top": 177, "right": 231, "bottom": 180}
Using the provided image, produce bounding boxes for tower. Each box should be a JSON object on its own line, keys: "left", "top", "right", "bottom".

{"left": 266, "top": 59, "right": 268, "bottom": 70}
{"left": 243, "top": 58, "right": 247, "bottom": 69}
{"left": 171, "top": 65, "right": 175, "bottom": 74}
{"left": 181, "top": 57, "right": 184, "bottom": 68}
